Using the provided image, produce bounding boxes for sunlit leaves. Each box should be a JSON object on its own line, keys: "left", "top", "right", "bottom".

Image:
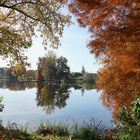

{"left": 0, "top": 0, "right": 71, "bottom": 66}
{"left": 5, "top": 64, "right": 27, "bottom": 81}
{"left": 0, "top": 26, "right": 31, "bottom": 66}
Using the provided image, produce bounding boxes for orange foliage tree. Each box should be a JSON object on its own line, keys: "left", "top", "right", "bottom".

{"left": 68, "top": 0, "right": 140, "bottom": 115}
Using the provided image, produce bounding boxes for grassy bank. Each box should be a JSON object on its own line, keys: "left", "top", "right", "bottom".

{"left": 0, "top": 117, "right": 140, "bottom": 140}
{"left": 0, "top": 119, "right": 105, "bottom": 140}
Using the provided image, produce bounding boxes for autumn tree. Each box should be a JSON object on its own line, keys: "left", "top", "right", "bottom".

{"left": 36, "top": 52, "right": 70, "bottom": 82}
{"left": 6, "top": 65, "right": 26, "bottom": 80}
{"left": 36, "top": 57, "right": 45, "bottom": 81}
{"left": 0, "top": 0, "right": 70, "bottom": 66}
{"left": 36, "top": 52, "right": 57, "bottom": 81}
{"left": 26, "top": 69, "right": 36, "bottom": 80}
{"left": 68, "top": 0, "right": 140, "bottom": 114}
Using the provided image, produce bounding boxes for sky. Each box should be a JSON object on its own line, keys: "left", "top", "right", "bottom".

{"left": 0, "top": 11, "right": 100, "bottom": 73}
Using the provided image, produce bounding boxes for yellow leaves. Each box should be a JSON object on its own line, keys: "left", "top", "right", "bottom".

{"left": 0, "top": 0, "right": 71, "bottom": 66}
{"left": 0, "top": 26, "right": 31, "bottom": 67}
{"left": 0, "top": 11, "right": 6, "bottom": 21}
{"left": 9, "top": 64, "right": 26, "bottom": 80}
{"left": 15, "top": 64, "right": 24, "bottom": 72}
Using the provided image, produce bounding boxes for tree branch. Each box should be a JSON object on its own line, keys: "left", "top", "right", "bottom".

{"left": 0, "top": 4, "right": 40, "bottom": 22}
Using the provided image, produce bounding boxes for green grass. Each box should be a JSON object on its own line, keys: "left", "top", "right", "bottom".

{"left": 0, "top": 119, "right": 105, "bottom": 140}
{"left": 71, "top": 118, "right": 104, "bottom": 140}
{"left": 36, "top": 121, "right": 69, "bottom": 136}
{"left": 0, "top": 117, "right": 139, "bottom": 140}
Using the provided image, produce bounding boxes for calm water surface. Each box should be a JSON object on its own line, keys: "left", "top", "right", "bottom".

{"left": 0, "top": 82, "right": 113, "bottom": 129}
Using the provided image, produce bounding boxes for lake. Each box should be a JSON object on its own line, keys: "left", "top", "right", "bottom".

{"left": 0, "top": 81, "right": 113, "bottom": 129}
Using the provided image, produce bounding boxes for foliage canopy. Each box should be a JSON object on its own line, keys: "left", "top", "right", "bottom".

{"left": 0, "top": 0, "right": 70, "bottom": 66}
{"left": 69, "top": 0, "right": 140, "bottom": 115}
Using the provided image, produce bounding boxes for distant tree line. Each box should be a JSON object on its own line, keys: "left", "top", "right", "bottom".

{"left": 0, "top": 66, "right": 36, "bottom": 81}
{"left": 0, "top": 54, "right": 97, "bottom": 84}
{"left": 70, "top": 66, "right": 97, "bottom": 84}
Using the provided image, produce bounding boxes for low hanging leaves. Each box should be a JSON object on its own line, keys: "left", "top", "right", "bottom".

{"left": 0, "top": 0, "right": 71, "bottom": 67}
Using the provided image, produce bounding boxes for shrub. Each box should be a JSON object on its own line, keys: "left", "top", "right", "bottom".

{"left": 36, "top": 121, "right": 69, "bottom": 137}
{"left": 115, "top": 98, "right": 140, "bottom": 140}
{"left": 71, "top": 118, "right": 105, "bottom": 140}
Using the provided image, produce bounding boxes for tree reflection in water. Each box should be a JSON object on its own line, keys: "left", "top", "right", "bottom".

{"left": 5, "top": 81, "right": 26, "bottom": 91}
{"left": 2, "top": 80, "right": 130, "bottom": 119}
{"left": 36, "top": 83, "right": 70, "bottom": 114}
{"left": 1, "top": 81, "right": 36, "bottom": 91}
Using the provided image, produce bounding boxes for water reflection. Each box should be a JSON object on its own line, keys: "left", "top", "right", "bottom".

{"left": 0, "top": 80, "right": 137, "bottom": 118}
{"left": 0, "top": 81, "right": 96, "bottom": 114}
{"left": 0, "top": 81, "right": 137, "bottom": 118}
{"left": 0, "top": 81, "right": 112, "bottom": 127}
{"left": 36, "top": 83, "right": 70, "bottom": 114}
{"left": 5, "top": 81, "right": 26, "bottom": 91}
{"left": 0, "top": 81, "right": 96, "bottom": 91}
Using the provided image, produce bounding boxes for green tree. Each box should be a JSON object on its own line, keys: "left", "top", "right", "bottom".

{"left": 81, "top": 65, "right": 85, "bottom": 75}
{"left": 83, "top": 73, "right": 95, "bottom": 84}
{"left": 115, "top": 98, "right": 140, "bottom": 140}
{"left": 56, "top": 56, "right": 70, "bottom": 82}
{"left": 0, "top": 0, "right": 70, "bottom": 66}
